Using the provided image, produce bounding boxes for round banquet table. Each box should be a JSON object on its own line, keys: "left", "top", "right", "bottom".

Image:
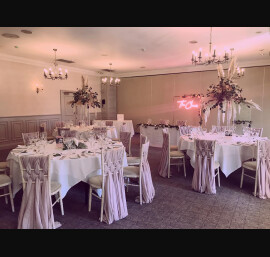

{"left": 178, "top": 133, "right": 263, "bottom": 177}
{"left": 140, "top": 125, "right": 180, "bottom": 148}
{"left": 7, "top": 140, "right": 127, "bottom": 199}
{"left": 52, "top": 125, "right": 117, "bottom": 139}
{"left": 93, "top": 120, "right": 134, "bottom": 137}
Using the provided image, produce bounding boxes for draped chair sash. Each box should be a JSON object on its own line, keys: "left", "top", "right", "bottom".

{"left": 17, "top": 155, "right": 59, "bottom": 229}
{"left": 158, "top": 130, "right": 169, "bottom": 178}
{"left": 120, "top": 131, "right": 131, "bottom": 155}
{"left": 249, "top": 127, "right": 263, "bottom": 137}
{"left": 257, "top": 140, "right": 270, "bottom": 199}
{"left": 140, "top": 141, "right": 155, "bottom": 203}
{"left": 102, "top": 147, "right": 128, "bottom": 224}
{"left": 179, "top": 126, "right": 192, "bottom": 136}
{"left": 22, "top": 132, "right": 39, "bottom": 146}
{"left": 192, "top": 139, "right": 216, "bottom": 194}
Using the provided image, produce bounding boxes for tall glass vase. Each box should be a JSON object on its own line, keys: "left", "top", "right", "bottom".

{"left": 75, "top": 104, "right": 89, "bottom": 126}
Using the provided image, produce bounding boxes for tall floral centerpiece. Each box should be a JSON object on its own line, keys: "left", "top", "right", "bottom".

{"left": 70, "top": 76, "right": 101, "bottom": 125}
{"left": 202, "top": 57, "right": 262, "bottom": 126}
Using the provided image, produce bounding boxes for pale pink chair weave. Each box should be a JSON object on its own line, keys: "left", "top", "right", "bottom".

{"left": 105, "top": 120, "right": 114, "bottom": 126}
{"left": 158, "top": 129, "right": 169, "bottom": 178}
{"left": 179, "top": 126, "right": 192, "bottom": 136}
{"left": 250, "top": 128, "right": 263, "bottom": 137}
{"left": 120, "top": 131, "right": 131, "bottom": 155}
{"left": 22, "top": 132, "right": 39, "bottom": 146}
{"left": 102, "top": 147, "right": 128, "bottom": 224}
{"left": 192, "top": 139, "right": 216, "bottom": 194}
{"left": 140, "top": 141, "right": 155, "bottom": 203}
{"left": 257, "top": 140, "right": 270, "bottom": 199}
{"left": 17, "top": 155, "right": 59, "bottom": 229}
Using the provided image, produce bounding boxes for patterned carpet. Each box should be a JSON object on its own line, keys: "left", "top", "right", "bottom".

{"left": 1, "top": 134, "right": 270, "bottom": 229}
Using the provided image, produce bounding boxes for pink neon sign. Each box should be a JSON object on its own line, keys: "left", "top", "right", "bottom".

{"left": 177, "top": 100, "right": 198, "bottom": 110}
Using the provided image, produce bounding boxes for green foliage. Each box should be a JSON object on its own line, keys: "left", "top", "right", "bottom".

{"left": 70, "top": 76, "right": 101, "bottom": 109}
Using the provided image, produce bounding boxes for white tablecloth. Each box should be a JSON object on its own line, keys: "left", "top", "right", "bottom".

{"left": 52, "top": 125, "right": 117, "bottom": 139}
{"left": 93, "top": 120, "right": 134, "bottom": 137}
{"left": 7, "top": 140, "right": 127, "bottom": 199}
{"left": 140, "top": 125, "right": 180, "bottom": 148}
{"left": 179, "top": 133, "right": 259, "bottom": 177}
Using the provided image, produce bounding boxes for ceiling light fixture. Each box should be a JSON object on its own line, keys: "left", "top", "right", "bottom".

{"left": 101, "top": 63, "right": 120, "bottom": 86}
{"left": 191, "top": 27, "right": 233, "bottom": 66}
{"left": 43, "top": 49, "right": 68, "bottom": 80}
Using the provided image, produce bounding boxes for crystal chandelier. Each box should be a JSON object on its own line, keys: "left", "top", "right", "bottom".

{"left": 101, "top": 63, "right": 120, "bottom": 86}
{"left": 191, "top": 27, "right": 234, "bottom": 66}
{"left": 43, "top": 49, "right": 68, "bottom": 80}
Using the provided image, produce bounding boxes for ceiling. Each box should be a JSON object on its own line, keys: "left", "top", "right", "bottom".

{"left": 0, "top": 27, "right": 269, "bottom": 76}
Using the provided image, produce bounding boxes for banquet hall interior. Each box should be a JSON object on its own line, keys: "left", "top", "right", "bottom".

{"left": 0, "top": 27, "right": 270, "bottom": 229}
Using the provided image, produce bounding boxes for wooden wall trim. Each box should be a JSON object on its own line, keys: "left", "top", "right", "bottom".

{"left": 0, "top": 114, "right": 61, "bottom": 150}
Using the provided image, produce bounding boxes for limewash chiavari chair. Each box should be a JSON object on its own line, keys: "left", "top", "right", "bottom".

{"left": 18, "top": 155, "right": 62, "bottom": 229}
{"left": 127, "top": 134, "right": 148, "bottom": 166}
{"left": 120, "top": 131, "right": 132, "bottom": 157}
{"left": 192, "top": 138, "right": 220, "bottom": 194}
{"left": 170, "top": 125, "right": 193, "bottom": 151}
{"left": 22, "top": 132, "right": 40, "bottom": 146}
{"left": 240, "top": 139, "right": 270, "bottom": 198}
{"left": 0, "top": 166, "right": 14, "bottom": 213}
{"left": 87, "top": 147, "right": 128, "bottom": 224}
{"left": 243, "top": 127, "right": 263, "bottom": 137}
{"left": 18, "top": 155, "right": 64, "bottom": 217}
{"left": 158, "top": 129, "right": 186, "bottom": 178}
{"left": 123, "top": 141, "right": 155, "bottom": 205}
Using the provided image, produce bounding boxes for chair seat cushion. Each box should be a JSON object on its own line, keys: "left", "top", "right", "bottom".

{"left": 170, "top": 150, "right": 185, "bottom": 158}
{"left": 127, "top": 156, "right": 141, "bottom": 165}
{"left": 170, "top": 145, "right": 178, "bottom": 151}
{"left": 243, "top": 161, "right": 257, "bottom": 171}
{"left": 123, "top": 166, "right": 140, "bottom": 178}
{"left": 51, "top": 181, "right": 61, "bottom": 194}
{"left": 0, "top": 174, "right": 11, "bottom": 186}
{"left": 0, "top": 162, "right": 8, "bottom": 170}
{"left": 88, "top": 175, "right": 103, "bottom": 189}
